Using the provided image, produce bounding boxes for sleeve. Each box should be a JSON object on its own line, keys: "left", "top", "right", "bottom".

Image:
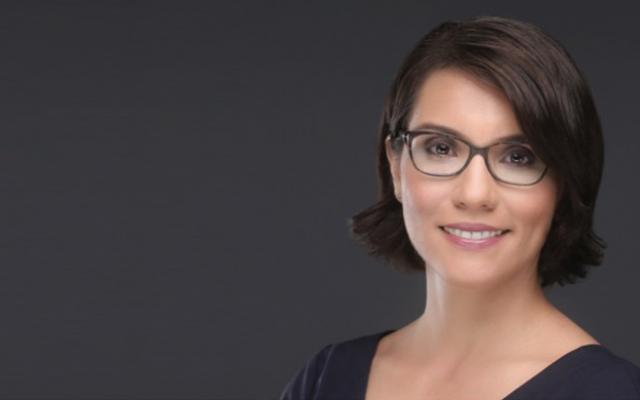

{"left": 279, "top": 343, "right": 333, "bottom": 400}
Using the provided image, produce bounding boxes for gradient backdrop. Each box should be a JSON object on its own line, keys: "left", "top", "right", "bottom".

{"left": 1, "top": 1, "right": 639, "bottom": 399}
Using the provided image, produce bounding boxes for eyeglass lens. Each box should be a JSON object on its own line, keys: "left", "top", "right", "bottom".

{"left": 408, "top": 133, "right": 546, "bottom": 185}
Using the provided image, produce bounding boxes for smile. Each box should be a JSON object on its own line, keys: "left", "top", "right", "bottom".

{"left": 441, "top": 226, "right": 508, "bottom": 239}
{"left": 439, "top": 226, "right": 511, "bottom": 250}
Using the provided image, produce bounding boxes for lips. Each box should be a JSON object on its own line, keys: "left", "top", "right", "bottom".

{"left": 440, "top": 222, "right": 508, "bottom": 231}
{"left": 438, "top": 223, "right": 512, "bottom": 241}
{"left": 438, "top": 223, "right": 511, "bottom": 250}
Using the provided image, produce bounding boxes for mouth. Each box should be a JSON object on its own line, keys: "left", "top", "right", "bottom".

{"left": 438, "top": 226, "right": 511, "bottom": 240}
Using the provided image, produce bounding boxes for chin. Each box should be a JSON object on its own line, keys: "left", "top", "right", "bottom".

{"left": 425, "top": 256, "right": 515, "bottom": 288}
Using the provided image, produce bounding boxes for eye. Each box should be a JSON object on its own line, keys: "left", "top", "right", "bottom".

{"left": 424, "top": 139, "right": 457, "bottom": 157}
{"left": 502, "top": 146, "right": 536, "bottom": 166}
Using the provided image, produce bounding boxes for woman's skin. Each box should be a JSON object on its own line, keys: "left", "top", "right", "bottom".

{"left": 366, "top": 67, "right": 599, "bottom": 399}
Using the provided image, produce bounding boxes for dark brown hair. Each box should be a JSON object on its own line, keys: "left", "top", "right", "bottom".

{"left": 348, "top": 15, "right": 606, "bottom": 288}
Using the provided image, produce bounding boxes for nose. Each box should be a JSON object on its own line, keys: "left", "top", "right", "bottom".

{"left": 451, "top": 153, "right": 498, "bottom": 211}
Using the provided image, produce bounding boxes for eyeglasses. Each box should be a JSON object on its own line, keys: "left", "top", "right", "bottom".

{"left": 395, "top": 129, "right": 548, "bottom": 186}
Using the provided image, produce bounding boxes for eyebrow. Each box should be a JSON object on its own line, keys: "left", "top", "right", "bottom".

{"left": 410, "top": 122, "right": 529, "bottom": 144}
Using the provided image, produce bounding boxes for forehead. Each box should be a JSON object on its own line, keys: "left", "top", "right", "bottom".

{"left": 408, "top": 68, "right": 524, "bottom": 145}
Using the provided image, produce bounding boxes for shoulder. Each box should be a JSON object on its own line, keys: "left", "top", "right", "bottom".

{"left": 278, "top": 342, "right": 333, "bottom": 400}
{"left": 550, "top": 346, "right": 640, "bottom": 399}
{"left": 576, "top": 350, "right": 640, "bottom": 398}
{"left": 279, "top": 329, "right": 392, "bottom": 400}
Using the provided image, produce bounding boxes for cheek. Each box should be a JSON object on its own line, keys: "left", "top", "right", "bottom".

{"left": 500, "top": 179, "right": 558, "bottom": 271}
{"left": 508, "top": 180, "right": 557, "bottom": 237}
{"left": 399, "top": 166, "right": 450, "bottom": 260}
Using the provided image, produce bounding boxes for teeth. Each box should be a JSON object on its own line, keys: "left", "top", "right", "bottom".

{"left": 442, "top": 227, "right": 505, "bottom": 239}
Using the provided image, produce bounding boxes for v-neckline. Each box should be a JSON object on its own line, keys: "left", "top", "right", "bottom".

{"left": 363, "top": 329, "right": 607, "bottom": 400}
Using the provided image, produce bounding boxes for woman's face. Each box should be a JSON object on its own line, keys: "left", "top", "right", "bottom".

{"left": 386, "top": 68, "right": 558, "bottom": 287}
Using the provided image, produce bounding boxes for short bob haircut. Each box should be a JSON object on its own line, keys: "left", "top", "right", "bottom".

{"left": 349, "top": 15, "right": 606, "bottom": 288}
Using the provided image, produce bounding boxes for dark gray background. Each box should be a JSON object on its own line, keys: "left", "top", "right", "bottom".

{"left": 1, "top": 1, "right": 638, "bottom": 399}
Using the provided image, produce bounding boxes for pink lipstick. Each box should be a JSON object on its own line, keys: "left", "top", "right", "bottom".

{"left": 439, "top": 224, "right": 510, "bottom": 250}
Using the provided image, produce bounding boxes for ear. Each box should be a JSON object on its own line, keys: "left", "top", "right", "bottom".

{"left": 385, "top": 135, "right": 402, "bottom": 202}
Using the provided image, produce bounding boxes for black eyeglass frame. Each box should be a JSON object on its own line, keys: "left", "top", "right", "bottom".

{"left": 395, "top": 129, "right": 549, "bottom": 186}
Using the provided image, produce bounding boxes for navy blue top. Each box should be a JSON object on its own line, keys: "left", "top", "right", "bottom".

{"left": 280, "top": 329, "right": 640, "bottom": 400}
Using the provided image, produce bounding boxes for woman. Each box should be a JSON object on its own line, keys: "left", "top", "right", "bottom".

{"left": 280, "top": 16, "right": 640, "bottom": 400}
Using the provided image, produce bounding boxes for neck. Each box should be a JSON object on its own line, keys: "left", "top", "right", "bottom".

{"left": 409, "top": 264, "right": 557, "bottom": 364}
